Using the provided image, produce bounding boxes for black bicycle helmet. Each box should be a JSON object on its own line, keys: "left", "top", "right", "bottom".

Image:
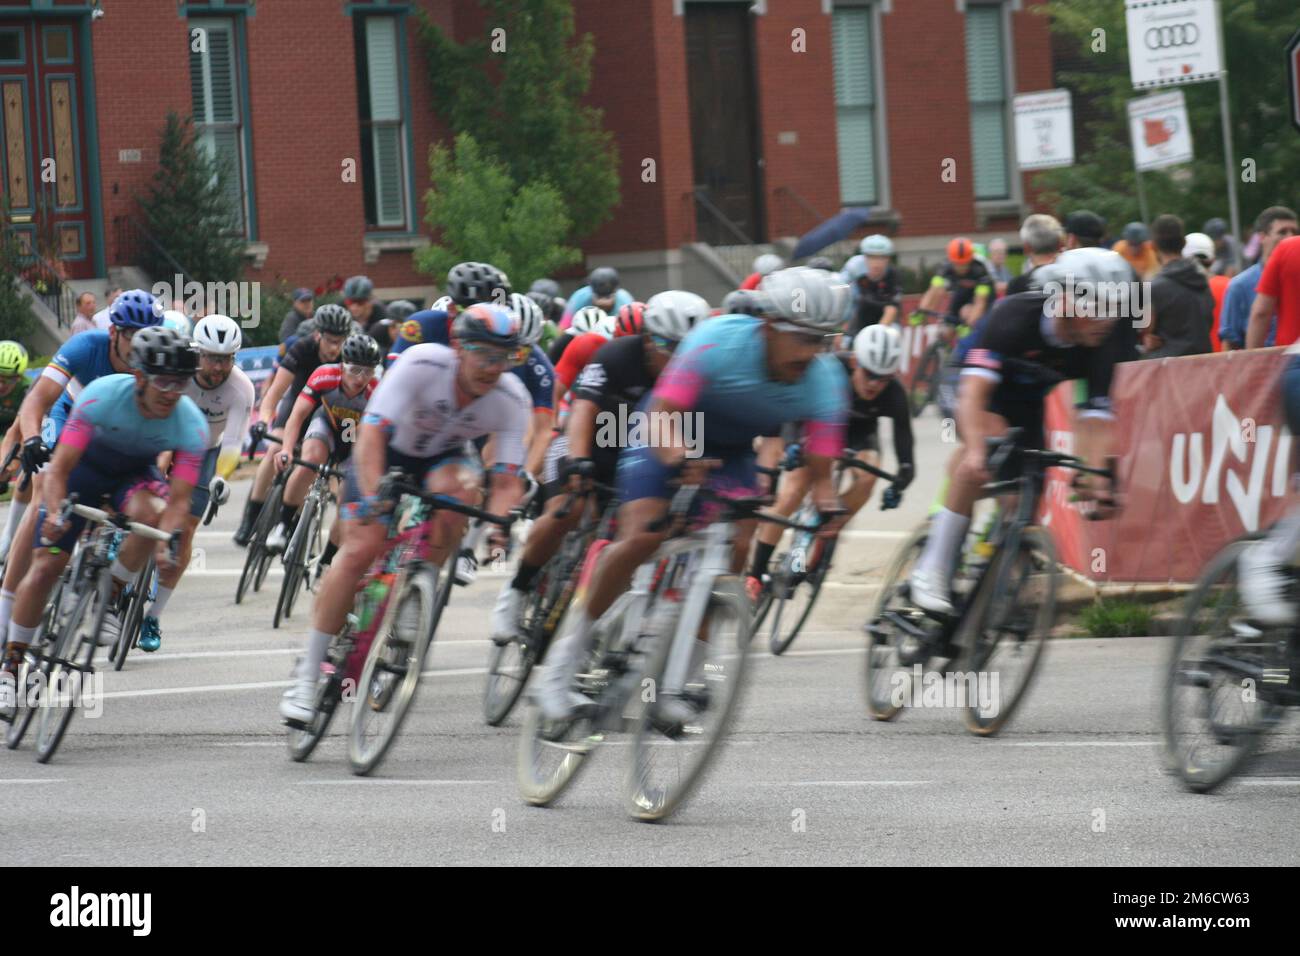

{"left": 342, "top": 275, "right": 375, "bottom": 301}
{"left": 386, "top": 299, "right": 417, "bottom": 323}
{"left": 529, "top": 278, "right": 561, "bottom": 300}
{"left": 588, "top": 266, "right": 620, "bottom": 297}
{"left": 131, "top": 326, "right": 199, "bottom": 376}
{"left": 526, "top": 289, "right": 561, "bottom": 323}
{"left": 313, "top": 303, "right": 353, "bottom": 335}
{"left": 341, "top": 333, "right": 383, "bottom": 368}
{"left": 446, "top": 261, "right": 511, "bottom": 308}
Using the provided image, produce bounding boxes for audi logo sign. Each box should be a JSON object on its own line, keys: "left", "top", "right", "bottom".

{"left": 1125, "top": 0, "right": 1222, "bottom": 89}
{"left": 1144, "top": 23, "right": 1200, "bottom": 50}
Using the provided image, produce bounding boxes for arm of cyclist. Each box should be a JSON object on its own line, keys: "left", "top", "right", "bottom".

{"left": 38, "top": 420, "right": 92, "bottom": 542}
{"left": 17, "top": 376, "right": 64, "bottom": 453}
{"left": 884, "top": 383, "right": 915, "bottom": 507}
{"left": 256, "top": 366, "right": 293, "bottom": 432}
{"left": 274, "top": 391, "right": 315, "bottom": 472}
{"left": 0, "top": 419, "right": 22, "bottom": 479}
{"left": 217, "top": 373, "right": 255, "bottom": 479}
{"left": 154, "top": 454, "right": 202, "bottom": 570}
{"left": 966, "top": 286, "right": 992, "bottom": 328}
{"left": 917, "top": 276, "right": 948, "bottom": 314}
{"left": 350, "top": 415, "right": 393, "bottom": 523}
{"left": 524, "top": 408, "right": 555, "bottom": 478}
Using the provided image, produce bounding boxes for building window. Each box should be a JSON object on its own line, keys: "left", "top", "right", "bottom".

{"left": 832, "top": 5, "right": 880, "bottom": 207}
{"left": 189, "top": 17, "right": 249, "bottom": 234}
{"left": 965, "top": 3, "right": 1011, "bottom": 201}
{"left": 354, "top": 15, "right": 410, "bottom": 231}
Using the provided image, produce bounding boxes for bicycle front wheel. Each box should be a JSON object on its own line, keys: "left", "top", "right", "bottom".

{"left": 625, "top": 575, "right": 752, "bottom": 822}
{"left": 35, "top": 574, "right": 109, "bottom": 763}
{"left": 274, "top": 500, "right": 316, "bottom": 629}
{"left": 347, "top": 566, "right": 439, "bottom": 775}
{"left": 484, "top": 571, "right": 554, "bottom": 727}
{"left": 766, "top": 541, "right": 830, "bottom": 656}
{"left": 1162, "top": 537, "right": 1272, "bottom": 793}
{"left": 956, "top": 527, "right": 1056, "bottom": 736}
{"left": 863, "top": 523, "right": 935, "bottom": 720}
{"left": 908, "top": 342, "right": 944, "bottom": 418}
{"left": 112, "top": 562, "right": 153, "bottom": 671}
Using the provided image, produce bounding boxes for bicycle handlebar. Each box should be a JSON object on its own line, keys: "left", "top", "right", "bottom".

{"left": 50, "top": 496, "right": 182, "bottom": 560}
{"left": 384, "top": 477, "right": 520, "bottom": 530}
{"left": 647, "top": 484, "right": 821, "bottom": 536}
{"left": 290, "top": 456, "right": 343, "bottom": 481}
{"left": 554, "top": 480, "right": 618, "bottom": 520}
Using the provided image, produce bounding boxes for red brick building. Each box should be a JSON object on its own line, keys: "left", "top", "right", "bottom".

{"left": 1, "top": 0, "right": 1054, "bottom": 317}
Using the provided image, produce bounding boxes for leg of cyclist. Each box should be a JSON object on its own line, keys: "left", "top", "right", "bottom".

{"left": 269, "top": 434, "right": 329, "bottom": 554}
{"left": 0, "top": 476, "right": 43, "bottom": 641}
{"left": 488, "top": 482, "right": 585, "bottom": 641}
{"left": 749, "top": 463, "right": 810, "bottom": 596}
{"left": 0, "top": 470, "right": 32, "bottom": 564}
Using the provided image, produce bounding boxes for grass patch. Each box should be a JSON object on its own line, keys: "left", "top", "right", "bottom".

{"left": 1076, "top": 599, "right": 1154, "bottom": 638}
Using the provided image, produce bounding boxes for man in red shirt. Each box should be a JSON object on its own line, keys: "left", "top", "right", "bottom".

{"left": 1248, "top": 235, "right": 1300, "bottom": 348}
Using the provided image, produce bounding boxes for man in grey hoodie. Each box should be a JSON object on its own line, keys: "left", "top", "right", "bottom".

{"left": 1143, "top": 214, "right": 1213, "bottom": 358}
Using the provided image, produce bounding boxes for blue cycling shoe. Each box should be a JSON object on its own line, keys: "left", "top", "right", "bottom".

{"left": 139, "top": 615, "right": 162, "bottom": 653}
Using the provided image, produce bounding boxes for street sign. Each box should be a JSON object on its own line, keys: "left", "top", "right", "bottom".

{"left": 1013, "top": 89, "right": 1074, "bottom": 170}
{"left": 1125, "top": 0, "right": 1222, "bottom": 89}
{"left": 1128, "top": 89, "right": 1194, "bottom": 170}
{"left": 1288, "top": 29, "right": 1300, "bottom": 134}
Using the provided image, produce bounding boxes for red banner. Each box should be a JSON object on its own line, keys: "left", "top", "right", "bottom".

{"left": 1041, "top": 348, "right": 1296, "bottom": 583}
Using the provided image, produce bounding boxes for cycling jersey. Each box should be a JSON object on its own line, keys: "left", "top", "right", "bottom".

{"left": 554, "top": 330, "right": 608, "bottom": 399}
{"left": 835, "top": 357, "right": 914, "bottom": 465}
{"left": 365, "top": 343, "right": 531, "bottom": 466}
{"left": 279, "top": 333, "right": 333, "bottom": 398}
{"left": 186, "top": 366, "right": 255, "bottom": 451}
{"left": 297, "top": 364, "right": 378, "bottom": 437}
{"left": 653, "top": 315, "right": 848, "bottom": 457}
{"left": 42, "top": 330, "right": 118, "bottom": 443}
{"left": 0, "top": 377, "right": 30, "bottom": 430}
{"left": 560, "top": 286, "right": 634, "bottom": 328}
{"left": 567, "top": 335, "right": 657, "bottom": 482}
{"left": 962, "top": 292, "right": 1122, "bottom": 420}
{"left": 386, "top": 310, "right": 555, "bottom": 411}
{"left": 841, "top": 256, "right": 903, "bottom": 334}
{"left": 931, "top": 256, "right": 995, "bottom": 318}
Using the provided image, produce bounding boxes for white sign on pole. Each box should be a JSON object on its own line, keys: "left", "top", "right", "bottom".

{"left": 1127, "top": 89, "right": 1194, "bottom": 170}
{"left": 1126, "top": 0, "right": 1222, "bottom": 89}
{"left": 1013, "top": 89, "right": 1074, "bottom": 170}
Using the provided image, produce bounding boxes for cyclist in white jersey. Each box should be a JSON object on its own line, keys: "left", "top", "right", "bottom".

{"left": 279, "top": 304, "right": 532, "bottom": 723}
{"left": 143, "top": 315, "right": 253, "bottom": 651}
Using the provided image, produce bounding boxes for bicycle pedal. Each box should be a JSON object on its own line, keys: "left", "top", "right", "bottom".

{"left": 282, "top": 716, "right": 309, "bottom": 731}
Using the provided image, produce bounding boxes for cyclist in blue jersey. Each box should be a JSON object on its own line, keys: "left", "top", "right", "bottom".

{"left": 535, "top": 268, "right": 853, "bottom": 721}
{"left": 0, "top": 328, "right": 207, "bottom": 684}
{"left": 0, "top": 290, "right": 162, "bottom": 645}
{"left": 560, "top": 266, "right": 634, "bottom": 328}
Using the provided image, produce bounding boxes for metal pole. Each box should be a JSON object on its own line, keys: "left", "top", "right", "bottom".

{"left": 1215, "top": 1, "right": 1241, "bottom": 239}
{"left": 1134, "top": 167, "right": 1150, "bottom": 224}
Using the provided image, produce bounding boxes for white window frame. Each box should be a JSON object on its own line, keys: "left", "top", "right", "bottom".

{"left": 832, "top": 0, "right": 891, "bottom": 211}
{"left": 356, "top": 14, "right": 412, "bottom": 232}
{"left": 189, "top": 16, "right": 250, "bottom": 236}
{"left": 963, "top": 0, "right": 1022, "bottom": 211}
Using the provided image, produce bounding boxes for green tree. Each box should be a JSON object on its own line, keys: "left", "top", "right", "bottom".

{"left": 1034, "top": 0, "right": 1300, "bottom": 233}
{"left": 416, "top": 0, "right": 620, "bottom": 241}
{"left": 138, "top": 112, "right": 245, "bottom": 284}
{"left": 0, "top": 204, "right": 36, "bottom": 343}
{"left": 415, "top": 133, "right": 582, "bottom": 287}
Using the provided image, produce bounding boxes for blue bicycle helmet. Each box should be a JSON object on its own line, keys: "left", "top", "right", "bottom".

{"left": 109, "top": 290, "right": 164, "bottom": 330}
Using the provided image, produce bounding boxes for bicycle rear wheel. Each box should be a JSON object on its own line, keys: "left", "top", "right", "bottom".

{"left": 7, "top": 578, "right": 66, "bottom": 749}
{"left": 1162, "top": 537, "right": 1272, "bottom": 793}
{"left": 274, "top": 499, "right": 317, "bottom": 629}
{"left": 766, "top": 539, "right": 831, "bottom": 656}
{"left": 112, "top": 562, "right": 153, "bottom": 671}
{"left": 625, "top": 575, "right": 752, "bottom": 822}
{"left": 287, "top": 651, "right": 347, "bottom": 763}
{"left": 908, "top": 342, "right": 944, "bottom": 418}
{"left": 347, "top": 566, "right": 438, "bottom": 775}
{"left": 957, "top": 527, "right": 1056, "bottom": 736}
{"left": 862, "top": 523, "right": 936, "bottom": 720}
{"left": 252, "top": 483, "right": 283, "bottom": 595}
{"left": 484, "top": 571, "right": 554, "bottom": 727}
{"left": 34, "top": 574, "right": 109, "bottom": 763}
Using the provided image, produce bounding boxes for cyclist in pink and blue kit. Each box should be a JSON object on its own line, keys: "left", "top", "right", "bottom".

{"left": 535, "top": 269, "right": 855, "bottom": 721}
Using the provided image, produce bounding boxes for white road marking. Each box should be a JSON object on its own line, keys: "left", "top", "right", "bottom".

{"left": 840, "top": 530, "right": 911, "bottom": 540}
{"left": 212, "top": 741, "right": 285, "bottom": 747}
{"left": 1002, "top": 741, "right": 1158, "bottom": 747}
{"left": 1240, "top": 779, "right": 1300, "bottom": 786}
{"left": 773, "top": 780, "right": 932, "bottom": 787}
{"left": 0, "top": 778, "right": 65, "bottom": 785}
{"left": 297, "top": 779, "right": 499, "bottom": 786}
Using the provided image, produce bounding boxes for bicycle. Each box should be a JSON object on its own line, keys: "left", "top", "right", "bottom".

{"left": 273, "top": 457, "right": 340, "bottom": 630}
{"left": 864, "top": 430, "right": 1115, "bottom": 735}
{"left": 753, "top": 452, "right": 896, "bottom": 656}
{"left": 24, "top": 497, "right": 178, "bottom": 762}
{"left": 235, "top": 437, "right": 286, "bottom": 605}
{"left": 1162, "top": 532, "right": 1299, "bottom": 793}
{"left": 482, "top": 482, "right": 618, "bottom": 727}
{"left": 516, "top": 484, "right": 818, "bottom": 822}
{"left": 907, "top": 308, "right": 965, "bottom": 418}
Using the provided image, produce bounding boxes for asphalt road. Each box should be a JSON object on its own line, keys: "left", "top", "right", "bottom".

{"left": 2, "top": 414, "right": 1297, "bottom": 866}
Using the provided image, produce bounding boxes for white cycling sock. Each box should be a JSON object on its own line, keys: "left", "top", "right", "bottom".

{"left": 0, "top": 500, "right": 28, "bottom": 560}
{"left": 110, "top": 558, "right": 133, "bottom": 586}
{"left": 148, "top": 586, "right": 173, "bottom": 618}
{"left": 6, "top": 620, "right": 37, "bottom": 648}
{"left": 916, "top": 508, "right": 970, "bottom": 580}
{"left": 540, "top": 611, "right": 595, "bottom": 694}
{"left": 0, "top": 589, "right": 15, "bottom": 639}
{"left": 300, "top": 628, "right": 333, "bottom": 681}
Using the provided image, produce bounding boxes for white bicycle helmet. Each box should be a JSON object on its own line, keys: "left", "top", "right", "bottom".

{"left": 432, "top": 295, "right": 456, "bottom": 313}
{"left": 860, "top": 234, "right": 894, "bottom": 257}
{"left": 644, "top": 290, "right": 710, "bottom": 341}
{"left": 161, "top": 310, "right": 192, "bottom": 337}
{"left": 508, "top": 292, "right": 544, "bottom": 347}
{"left": 1032, "top": 247, "right": 1135, "bottom": 318}
{"left": 192, "top": 314, "right": 242, "bottom": 354}
{"left": 759, "top": 267, "right": 851, "bottom": 332}
{"left": 571, "top": 306, "right": 613, "bottom": 339}
{"left": 853, "top": 324, "right": 902, "bottom": 376}
{"left": 752, "top": 253, "right": 784, "bottom": 277}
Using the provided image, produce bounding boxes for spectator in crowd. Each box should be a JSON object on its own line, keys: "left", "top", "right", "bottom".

{"left": 278, "top": 288, "right": 315, "bottom": 342}
{"left": 1248, "top": 233, "right": 1300, "bottom": 349}
{"left": 1144, "top": 214, "right": 1213, "bottom": 358}
{"left": 1112, "top": 221, "right": 1159, "bottom": 280}
{"left": 1221, "top": 206, "right": 1298, "bottom": 349}
{"left": 70, "top": 292, "right": 97, "bottom": 335}
{"left": 1204, "top": 217, "right": 1243, "bottom": 277}
{"left": 1184, "top": 232, "right": 1226, "bottom": 351}
{"left": 1007, "top": 215, "right": 1063, "bottom": 295}
{"left": 741, "top": 253, "right": 784, "bottom": 291}
{"left": 986, "top": 238, "right": 1012, "bottom": 296}
{"left": 1063, "top": 210, "right": 1106, "bottom": 250}
{"left": 343, "top": 274, "right": 388, "bottom": 329}
{"left": 91, "top": 287, "right": 122, "bottom": 330}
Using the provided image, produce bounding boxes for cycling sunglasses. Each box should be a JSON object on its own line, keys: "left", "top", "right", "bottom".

{"left": 342, "top": 363, "right": 375, "bottom": 378}
{"left": 648, "top": 333, "right": 679, "bottom": 353}
{"left": 148, "top": 374, "right": 192, "bottom": 394}
{"left": 462, "top": 343, "right": 528, "bottom": 368}
{"left": 769, "top": 321, "right": 839, "bottom": 349}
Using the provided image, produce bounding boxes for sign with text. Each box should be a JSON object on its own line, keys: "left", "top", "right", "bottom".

{"left": 1125, "top": 0, "right": 1222, "bottom": 89}
{"left": 1013, "top": 89, "right": 1075, "bottom": 170}
{"left": 1128, "top": 89, "right": 1194, "bottom": 170}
